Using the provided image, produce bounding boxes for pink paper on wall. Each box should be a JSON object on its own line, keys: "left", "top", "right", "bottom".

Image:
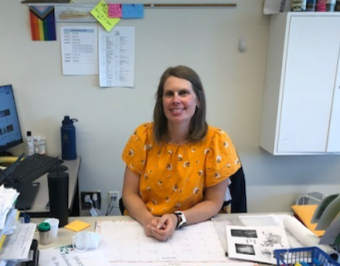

{"left": 108, "top": 4, "right": 122, "bottom": 18}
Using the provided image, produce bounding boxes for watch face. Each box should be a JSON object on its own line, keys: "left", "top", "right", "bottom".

{"left": 175, "top": 211, "right": 186, "bottom": 228}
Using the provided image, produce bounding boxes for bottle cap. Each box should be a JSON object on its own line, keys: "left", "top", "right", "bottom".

{"left": 62, "top": 116, "right": 72, "bottom": 126}
{"left": 38, "top": 222, "right": 51, "bottom": 232}
{"left": 62, "top": 116, "right": 78, "bottom": 125}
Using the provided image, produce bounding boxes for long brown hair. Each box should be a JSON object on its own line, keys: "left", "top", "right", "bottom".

{"left": 153, "top": 65, "right": 208, "bottom": 143}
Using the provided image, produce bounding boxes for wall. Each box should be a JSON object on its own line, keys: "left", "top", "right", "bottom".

{"left": 1, "top": 0, "right": 339, "bottom": 216}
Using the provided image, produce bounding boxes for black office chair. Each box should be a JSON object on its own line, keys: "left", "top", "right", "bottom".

{"left": 220, "top": 165, "right": 247, "bottom": 213}
{"left": 119, "top": 165, "right": 247, "bottom": 215}
{"left": 119, "top": 196, "right": 126, "bottom": 215}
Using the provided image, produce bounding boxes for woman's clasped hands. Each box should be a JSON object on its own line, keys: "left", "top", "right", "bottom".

{"left": 143, "top": 213, "right": 177, "bottom": 242}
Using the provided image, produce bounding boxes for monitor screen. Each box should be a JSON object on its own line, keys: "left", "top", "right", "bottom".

{"left": 0, "top": 85, "right": 23, "bottom": 154}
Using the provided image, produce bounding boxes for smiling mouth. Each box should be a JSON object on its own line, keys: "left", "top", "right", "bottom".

{"left": 170, "top": 108, "right": 185, "bottom": 114}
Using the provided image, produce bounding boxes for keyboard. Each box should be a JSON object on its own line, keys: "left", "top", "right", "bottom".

{"left": 11, "top": 154, "right": 59, "bottom": 183}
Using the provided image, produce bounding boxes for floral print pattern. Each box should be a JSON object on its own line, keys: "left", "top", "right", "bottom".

{"left": 122, "top": 123, "right": 240, "bottom": 216}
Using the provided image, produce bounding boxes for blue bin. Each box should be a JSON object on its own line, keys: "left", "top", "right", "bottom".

{"left": 274, "top": 247, "right": 340, "bottom": 266}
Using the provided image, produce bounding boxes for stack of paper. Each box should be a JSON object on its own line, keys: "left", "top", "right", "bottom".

{"left": 0, "top": 185, "right": 19, "bottom": 232}
{"left": 0, "top": 185, "right": 19, "bottom": 249}
{"left": 0, "top": 185, "right": 36, "bottom": 264}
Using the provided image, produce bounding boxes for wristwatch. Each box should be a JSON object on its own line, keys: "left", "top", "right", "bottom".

{"left": 174, "top": 211, "right": 186, "bottom": 229}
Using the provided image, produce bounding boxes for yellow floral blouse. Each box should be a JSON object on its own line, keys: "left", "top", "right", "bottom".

{"left": 122, "top": 123, "right": 240, "bottom": 216}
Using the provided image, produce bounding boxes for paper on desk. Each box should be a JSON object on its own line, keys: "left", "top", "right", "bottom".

{"left": 238, "top": 214, "right": 303, "bottom": 248}
{"left": 96, "top": 220, "right": 237, "bottom": 263}
{"left": 225, "top": 225, "right": 290, "bottom": 264}
{"left": 0, "top": 223, "right": 36, "bottom": 261}
{"left": 0, "top": 186, "right": 19, "bottom": 230}
{"left": 39, "top": 244, "right": 111, "bottom": 266}
{"left": 1, "top": 208, "right": 18, "bottom": 235}
{"left": 239, "top": 214, "right": 284, "bottom": 227}
{"left": 111, "top": 263, "right": 254, "bottom": 266}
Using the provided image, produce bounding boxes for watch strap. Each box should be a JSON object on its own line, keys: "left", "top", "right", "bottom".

{"left": 174, "top": 211, "right": 186, "bottom": 229}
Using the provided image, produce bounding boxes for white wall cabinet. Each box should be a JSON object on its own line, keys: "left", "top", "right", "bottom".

{"left": 260, "top": 13, "right": 340, "bottom": 155}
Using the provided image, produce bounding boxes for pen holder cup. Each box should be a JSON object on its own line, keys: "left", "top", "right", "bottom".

{"left": 38, "top": 222, "right": 51, "bottom": 245}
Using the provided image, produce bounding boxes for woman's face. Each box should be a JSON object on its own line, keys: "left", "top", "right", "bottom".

{"left": 162, "top": 76, "right": 199, "bottom": 127}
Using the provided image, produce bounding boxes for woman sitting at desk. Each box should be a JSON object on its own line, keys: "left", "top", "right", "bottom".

{"left": 122, "top": 65, "right": 240, "bottom": 241}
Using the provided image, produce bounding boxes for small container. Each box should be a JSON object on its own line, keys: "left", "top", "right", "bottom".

{"left": 336, "top": 0, "right": 340, "bottom": 10}
{"left": 26, "top": 131, "right": 34, "bottom": 156}
{"left": 38, "top": 222, "right": 51, "bottom": 245}
{"left": 34, "top": 136, "right": 46, "bottom": 155}
{"left": 316, "top": 0, "right": 327, "bottom": 10}
{"left": 306, "top": 0, "right": 317, "bottom": 10}
{"left": 291, "top": 0, "right": 307, "bottom": 11}
{"left": 327, "top": 0, "right": 336, "bottom": 10}
{"left": 44, "top": 218, "right": 59, "bottom": 239}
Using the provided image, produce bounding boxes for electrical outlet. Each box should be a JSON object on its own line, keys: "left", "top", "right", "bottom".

{"left": 81, "top": 191, "right": 101, "bottom": 210}
{"left": 108, "top": 191, "right": 119, "bottom": 208}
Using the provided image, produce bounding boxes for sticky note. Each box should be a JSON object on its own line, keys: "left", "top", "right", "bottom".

{"left": 64, "top": 220, "right": 91, "bottom": 232}
{"left": 90, "top": 0, "right": 120, "bottom": 31}
{"left": 122, "top": 4, "right": 144, "bottom": 19}
{"left": 108, "top": 3, "right": 122, "bottom": 18}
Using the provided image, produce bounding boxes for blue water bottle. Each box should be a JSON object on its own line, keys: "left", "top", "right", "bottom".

{"left": 61, "top": 116, "right": 78, "bottom": 160}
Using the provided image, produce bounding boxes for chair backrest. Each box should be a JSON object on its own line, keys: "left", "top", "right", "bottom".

{"left": 228, "top": 166, "right": 247, "bottom": 213}
{"left": 119, "top": 197, "right": 125, "bottom": 215}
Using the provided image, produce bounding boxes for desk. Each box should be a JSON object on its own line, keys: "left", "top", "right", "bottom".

{"left": 27, "top": 157, "right": 81, "bottom": 218}
{"left": 32, "top": 214, "right": 284, "bottom": 252}
{"left": 32, "top": 216, "right": 131, "bottom": 250}
{"left": 32, "top": 213, "right": 300, "bottom": 266}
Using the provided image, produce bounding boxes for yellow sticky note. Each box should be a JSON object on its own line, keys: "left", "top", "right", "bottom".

{"left": 90, "top": 0, "right": 120, "bottom": 32}
{"left": 64, "top": 220, "right": 91, "bottom": 232}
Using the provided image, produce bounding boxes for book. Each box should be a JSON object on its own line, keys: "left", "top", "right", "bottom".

{"left": 225, "top": 225, "right": 289, "bottom": 264}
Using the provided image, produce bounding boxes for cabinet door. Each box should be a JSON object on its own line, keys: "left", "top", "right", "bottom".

{"left": 327, "top": 61, "right": 340, "bottom": 152}
{"left": 278, "top": 16, "right": 340, "bottom": 153}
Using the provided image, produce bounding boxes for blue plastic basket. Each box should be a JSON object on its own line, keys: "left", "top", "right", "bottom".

{"left": 274, "top": 247, "right": 340, "bottom": 266}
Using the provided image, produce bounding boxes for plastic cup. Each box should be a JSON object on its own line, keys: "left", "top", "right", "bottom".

{"left": 44, "top": 218, "right": 59, "bottom": 239}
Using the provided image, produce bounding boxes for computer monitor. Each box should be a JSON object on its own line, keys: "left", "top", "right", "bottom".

{"left": 0, "top": 85, "right": 23, "bottom": 155}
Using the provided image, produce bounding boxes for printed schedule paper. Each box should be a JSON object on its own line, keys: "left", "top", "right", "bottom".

{"left": 61, "top": 26, "right": 98, "bottom": 75}
{"left": 95, "top": 220, "right": 241, "bottom": 263}
{"left": 98, "top": 26, "right": 135, "bottom": 88}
